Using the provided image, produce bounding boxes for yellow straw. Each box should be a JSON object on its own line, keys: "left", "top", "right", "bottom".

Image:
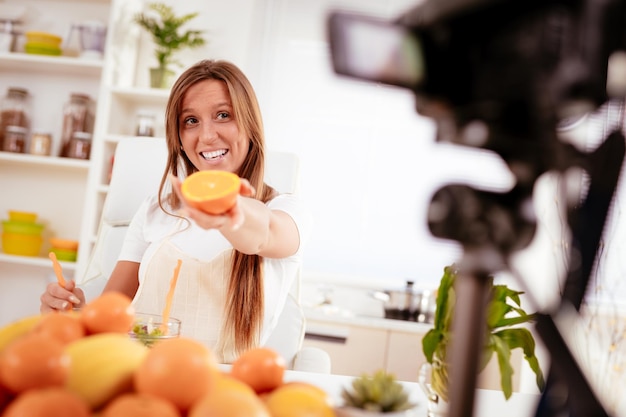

{"left": 161, "top": 259, "right": 182, "bottom": 334}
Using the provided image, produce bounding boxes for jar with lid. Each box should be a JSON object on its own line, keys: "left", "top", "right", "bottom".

{"left": 29, "top": 131, "right": 52, "bottom": 156}
{"left": 2, "top": 125, "right": 27, "bottom": 153}
{"left": 67, "top": 131, "right": 92, "bottom": 160}
{"left": 0, "top": 87, "right": 30, "bottom": 151}
{"left": 135, "top": 111, "right": 155, "bottom": 137}
{"left": 60, "top": 93, "right": 94, "bottom": 157}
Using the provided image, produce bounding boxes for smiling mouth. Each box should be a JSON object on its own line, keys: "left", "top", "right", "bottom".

{"left": 201, "top": 149, "right": 228, "bottom": 160}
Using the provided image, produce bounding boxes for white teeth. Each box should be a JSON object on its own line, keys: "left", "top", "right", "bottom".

{"left": 201, "top": 149, "right": 227, "bottom": 159}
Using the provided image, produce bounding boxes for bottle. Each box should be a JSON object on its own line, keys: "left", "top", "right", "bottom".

{"left": 66, "top": 131, "right": 92, "bottom": 160}
{"left": 29, "top": 131, "right": 52, "bottom": 156}
{"left": 0, "top": 87, "right": 30, "bottom": 150}
{"left": 135, "top": 112, "right": 155, "bottom": 137}
{"left": 60, "top": 93, "right": 93, "bottom": 157}
{"left": 2, "top": 125, "right": 27, "bottom": 153}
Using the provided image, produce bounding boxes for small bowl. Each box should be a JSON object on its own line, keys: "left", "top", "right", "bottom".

{"left": 2, "top": 232, "right": 43, "bottom": 256}
{"left": 129, "top": 313, "right": 181, "bottom": 347}
{"left": 8, "top": 210, "right": 37, "bottom": 223}
{"left": 50, "top": 247, "right": 77, "bottom": 262}
{"left": 49, "top": 237, "right": 79, "bottom": 251}
{"left": 2, "top": 220, "right": 44, "bottom": 235}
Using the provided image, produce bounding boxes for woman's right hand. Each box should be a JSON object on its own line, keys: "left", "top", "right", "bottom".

{"left": 40, "top": 280, "right": 85, "bottom": 313}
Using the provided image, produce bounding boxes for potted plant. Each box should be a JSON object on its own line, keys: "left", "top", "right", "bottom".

{"left": 134, "top": 2, "right": 207, "bottom": 88}
{"left": 421, "top": 264, "right": 545, "bottom": 409}
{"left": 337, "top": 370, "right": 417, "bottom": 416}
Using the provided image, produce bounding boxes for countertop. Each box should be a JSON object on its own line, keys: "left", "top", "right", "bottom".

{"left": 302, "top": 305, "right": 433, "bottom": 334}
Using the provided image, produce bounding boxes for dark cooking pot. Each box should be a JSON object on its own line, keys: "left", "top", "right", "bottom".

{"left": 369, "top": 280, "right": 437, "bottom": 323}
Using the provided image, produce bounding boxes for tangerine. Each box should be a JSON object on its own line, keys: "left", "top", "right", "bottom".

{"left": 100, "top": 393, "right": 181, "bottom": 417}
{"left": 230, "top": 347, "right": 286, "bottom": 394}
{"left": 181, "top": 170, "right": 241, "bottom": 215}
{"left": 81, "top": 291, "right": 135, "bottom": 334}
{"left": 32, "top": 311, "right": 85, "bottom": 345}
{"left": 213, "top": 373, "right": 257, "bottom": 397}
{"left": 0, "top": 333, "right": 70, "bottom": 394}
{"left": 134, "top": 337, "right": 220, "bottom": 411}
{"left": 2, "top": 387, "right": 90, "bottom": 417}
{"left": 264, "top": 382, "right": 335, "bottom": 417}
{"left": 189, "top": 388, "right": 270, "bottom": 417}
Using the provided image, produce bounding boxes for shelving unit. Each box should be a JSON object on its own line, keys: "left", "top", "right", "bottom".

{"left": 0, "top": 0, "right": 114, "bottom": 323}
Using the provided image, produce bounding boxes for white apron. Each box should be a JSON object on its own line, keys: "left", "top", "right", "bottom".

{"left": 132, "top": 238, "right": 238, "bottom": 363}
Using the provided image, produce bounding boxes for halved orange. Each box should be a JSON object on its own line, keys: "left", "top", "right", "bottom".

{"left": 181, "top": 171, "right": 241, "bottom": 215}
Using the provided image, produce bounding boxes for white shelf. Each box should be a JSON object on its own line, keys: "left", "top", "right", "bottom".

{"left": 0, "top": 253, "right": 77, "bottom": 272}
{"left": 0, "top": 151, "right": 91, "bottom": 170}
{"left": 110, "top": 86, "right": 170, "bottom": 106}
{"left": 0, "top": 53, "right": 104, "bottom": 77}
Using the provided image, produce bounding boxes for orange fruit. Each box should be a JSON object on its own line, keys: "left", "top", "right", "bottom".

{"left": 181, "top": 170, "right": 241, "bottom": 215}
{"left": 264, "top": 382, "right": 335, "bottom": 417}
{"left": 134, "top": 337, "right": 220, "bottom": 412}
{"left": 32, "top": 311, "right": 85, "bottom": 345}
{"left": 0, "top": 381, "right": 14, "bottom": 412}
{"left": 213, "top": 373, "right": 257, "bottom": 397}
{"left": 2, "top": 387, "right": 90, "bottom": 417}
{"left": 230, "top": 347, "right": 286, "bottom": 394}
{"left": 189, "top": 388, "right": 270, "bottom": 417}
{"left": 100, "top": 393, "right": 181, "bottom": 417}
{"left": 81, "top": 291, "right": 135, "bottom": 334}
{"left": 0, "top": 333, "right": 70, "bottom": 394}
{"left": 280, "top": 381, "right": 333, "bottom": 405}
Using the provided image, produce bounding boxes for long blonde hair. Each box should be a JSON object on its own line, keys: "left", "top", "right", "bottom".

{"left": 158, "top": 59, "right": 276, "bottom": 355}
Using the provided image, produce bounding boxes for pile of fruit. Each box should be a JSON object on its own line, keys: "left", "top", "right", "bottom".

{"left": 0, "top": 291, "right": 335, "bottom": 417}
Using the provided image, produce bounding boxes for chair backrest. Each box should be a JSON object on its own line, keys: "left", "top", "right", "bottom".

{"left": 79, "top": 137, "right": 306, "bottom": 366}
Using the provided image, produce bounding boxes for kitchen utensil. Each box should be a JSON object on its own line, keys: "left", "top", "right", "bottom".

{"left": 49, "top": 237, "right": 79, "bottom": 251}
{"left": 2, "top": 220, "right": 44, "bottom": 235}
{"left": 130, "top": 313, "right": 181, "bottom": 347}
{"left": 369, "top": 280, "right": 437, "bottom": 323}
{"left": 67, "top": 21, "right": 106, "bottom": 59}
{"left": 50, "top": 247, "right": 77, "bottom": 262}
{"left": 8, "top": 210, "right": 37, "bottom": 223}
{"left": 1, "top": 232, "right": 42, "bottom": 256}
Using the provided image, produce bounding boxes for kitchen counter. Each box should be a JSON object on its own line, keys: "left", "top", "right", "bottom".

{"left": 303, "top": 305, "right": 433, "bottom": 334}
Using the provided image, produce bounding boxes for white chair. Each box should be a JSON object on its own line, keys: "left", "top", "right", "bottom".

{"left": 79, "top": 137, "right": 330, "bottom": 372}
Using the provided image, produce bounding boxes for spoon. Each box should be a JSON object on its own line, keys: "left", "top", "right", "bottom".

{"left": 161, "top": 259, "right": 182, "bottom": 334}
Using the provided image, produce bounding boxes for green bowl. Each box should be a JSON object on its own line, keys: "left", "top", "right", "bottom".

{"left": 2, "top": 221, "right": 44, "bottom": 235}
{"left": 50, "top": 247, "right": 77, "bottom": 262}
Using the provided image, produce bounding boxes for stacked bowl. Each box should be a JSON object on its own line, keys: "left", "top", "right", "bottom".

{"left": 1, "top": 211, "right": 44, "bottom": 256}
{"left": 24, "top": 31, "right": 62, "bottom": 56}
{"left": 49, "top": 237, "right": 79, "bottom": 262}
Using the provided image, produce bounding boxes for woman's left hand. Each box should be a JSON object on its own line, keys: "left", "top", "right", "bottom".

{"left": 169, "top": 174, "right": 255, "bottom": 231}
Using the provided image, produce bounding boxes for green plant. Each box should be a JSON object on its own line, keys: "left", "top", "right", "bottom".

{"left": 134, "top": 3, "right": 206, "bottom": 72}
{"left": 422, "top": 264, "right": 546, "bottom": 402}
{"left": 341, "top": 370, "right": 415, "bottom": 413}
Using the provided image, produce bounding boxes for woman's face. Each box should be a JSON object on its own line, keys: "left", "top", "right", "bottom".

{"left": 179, "top": 79, "right": 249, "bottom": 174}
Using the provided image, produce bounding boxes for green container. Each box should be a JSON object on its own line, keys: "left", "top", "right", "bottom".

{"left": 2, "top": 220, "right": 45, "bottom": 235}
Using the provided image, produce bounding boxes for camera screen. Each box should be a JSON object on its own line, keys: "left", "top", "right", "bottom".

{"left": 327, "top": 10, "right": 425, "bottom": 89}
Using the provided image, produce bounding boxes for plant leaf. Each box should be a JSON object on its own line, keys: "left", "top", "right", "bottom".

{"left": 491, "top": 334, "right": 514, "bottom": 399}
{"left": 495, "top": 328, "right": 546, "bottom": 392}
{"left": 422, "top": 328, "right": 444, "bottom": 363}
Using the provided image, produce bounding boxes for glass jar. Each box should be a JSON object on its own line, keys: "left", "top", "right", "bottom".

{"left": 60, "top": 93, "right": 93, "bottom": 157}
{"left": 135, "top": 112, "right": 155, "bottom": 137}
{"left": 29, "top": 131, "right": 52, "bottom": 156}
{"left": 3, "top": 125, "right": 27, "bottom": 153}
{"left": 66, "top": 131, "right": 92, "bottom": 160}
{"left": 0, "top": 87, "right": 30, "bottom": 151}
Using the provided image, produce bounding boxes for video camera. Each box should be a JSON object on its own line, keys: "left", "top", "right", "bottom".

{"left": 328, "top": 1, "right": 626, "bottom": 416}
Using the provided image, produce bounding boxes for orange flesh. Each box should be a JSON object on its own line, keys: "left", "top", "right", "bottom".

{"left": 181, "top": 171, "right": 241, "bottom": 214}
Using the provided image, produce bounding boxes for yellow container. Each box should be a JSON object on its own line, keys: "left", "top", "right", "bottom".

{"left": 8, "top": 211, "right": 37, "bottom": 223}
{"left": 2, "top": 232, "right": 43, "bottom": 256}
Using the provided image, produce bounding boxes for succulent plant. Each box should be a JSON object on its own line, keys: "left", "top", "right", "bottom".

{"left": 341, "top": 370, "right": 415, "bottom": 413}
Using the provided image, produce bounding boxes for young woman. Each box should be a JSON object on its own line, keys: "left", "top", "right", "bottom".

{"left": 40, "top": 60, "right": 311, "bottom": 362}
